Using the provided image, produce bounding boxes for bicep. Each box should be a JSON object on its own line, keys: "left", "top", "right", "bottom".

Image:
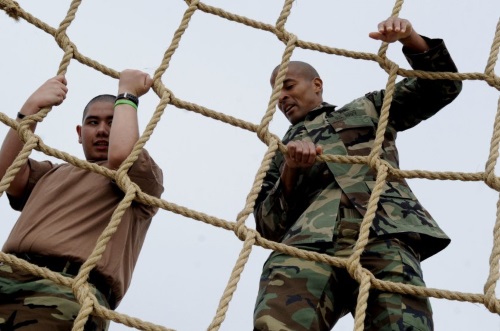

{"left": 5, "top": 163, "right": 30, "bottom": 198}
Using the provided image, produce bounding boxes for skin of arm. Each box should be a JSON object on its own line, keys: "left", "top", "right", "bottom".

{"left": 107, "top": 69, "right": 153, "bottom": 170}
{"left": 0, "top": 75, "right": 67, "bottom": 197}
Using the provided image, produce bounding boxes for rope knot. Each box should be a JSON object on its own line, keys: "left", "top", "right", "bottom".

{"left": 483, "top": 289, "right": 500, "bottom": 314}
{"left": 55, "top": 30, "right": 71, "bottom": 50}
{"left": 275, "top": 31, "right": 297, "bottom": 47}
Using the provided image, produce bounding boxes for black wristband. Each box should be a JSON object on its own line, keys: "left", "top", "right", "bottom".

{"left": 17, "top": 112, "right": 26, "bottom": 119}
{"left": 116, "top": 93, "right": 139, "bottom": 107}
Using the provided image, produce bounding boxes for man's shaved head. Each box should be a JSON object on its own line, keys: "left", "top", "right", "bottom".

{"left": 271, "top": 61, "right": 321, "bottom": 87}
{"left": 82, "top": 94, "right": 115, "bottom": 122}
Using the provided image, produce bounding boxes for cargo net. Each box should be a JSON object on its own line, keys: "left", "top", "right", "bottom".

{"left": 0, "top": 0, "right": 500, "bottom": 330}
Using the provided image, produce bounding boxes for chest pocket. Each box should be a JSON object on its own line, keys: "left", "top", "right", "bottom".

{"left": 330, "top": 115, "right": 376, "bottom": 155}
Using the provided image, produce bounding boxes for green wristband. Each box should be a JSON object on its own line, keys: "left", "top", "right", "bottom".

{"left": 114, "top": 99, "right": 138, "bottom": 110}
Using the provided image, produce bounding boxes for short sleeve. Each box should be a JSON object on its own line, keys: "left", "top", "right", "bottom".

{"left": 7, "top": 159, "right": 54, "bottom": 211}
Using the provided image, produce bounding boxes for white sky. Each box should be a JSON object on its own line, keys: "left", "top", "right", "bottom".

{"left": 1, "top": 1, "right": 500, "bottom": 330}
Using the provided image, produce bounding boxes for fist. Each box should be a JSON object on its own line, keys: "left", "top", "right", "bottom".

{"left": 118, "top": 69, "right": 153, "bottom": 97}
{"left": 285, "top": 140, "right": 323, "bottom": 169}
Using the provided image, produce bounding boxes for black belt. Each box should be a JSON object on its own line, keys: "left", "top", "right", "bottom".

{"left": 15, "top": 253, "right": 116, "bottom": 309}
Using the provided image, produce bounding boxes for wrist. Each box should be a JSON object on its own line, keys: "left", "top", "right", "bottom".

{"left": 400, "top": 31, "right": 430, "bottom": 53}
{"left": 17, "top": 108, "right": 38, "bottom": 120}
{"left": 115, "top": 92, "right": 139, "bottom": 107}
{"left": 398, "top": 27, "right": 414, "bottom": 43}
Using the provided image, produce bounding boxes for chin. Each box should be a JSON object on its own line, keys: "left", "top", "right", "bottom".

{"left": 87, "top": 155, "right": 108, "bottom": 162}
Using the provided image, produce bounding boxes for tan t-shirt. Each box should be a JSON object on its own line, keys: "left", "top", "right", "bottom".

{"left": 4, "top": 149, "right": 163, "bottom": 307}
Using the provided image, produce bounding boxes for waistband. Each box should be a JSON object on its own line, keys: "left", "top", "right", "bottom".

{"left": 14, "top": 253, "right": 116, "bottom": 309}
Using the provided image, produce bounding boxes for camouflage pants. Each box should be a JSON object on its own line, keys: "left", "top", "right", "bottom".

{"left": 0, "top": 262, "right": 110, "bottom": 331}
{"left": 254, "top": 217, "right": 433, "bottom": 331}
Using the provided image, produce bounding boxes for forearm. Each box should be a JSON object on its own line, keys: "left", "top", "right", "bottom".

{"left": 372, "top": 37, "right": 462, "bottom": 131}
{"left": 280, "top": 163, "right": 300, "bottom": 198}
{"left": 398, "top": 29, "right": 429, "bottom": 53}
{"left": 254, "top": 185, "right": 289, "bottom": 242}
{"left": 0, "top": 101, "right": 41, "bottom": 196}
{"left": 1, "top": 75, "right": 67, "bottom": 194}
{"left": 108, "top": 103, "right": 140, "bottom": 169}
{"left": 254, "top": 160, "right": 292, "bottom": 241}
{"left": 0, "top": 127, "right": 30, "bottom": 196}
{"left": 107, "top": 70, "right": 152, "bottom": 169}
{"left": 403, "top": 37, "right": 461, "bottom": 111}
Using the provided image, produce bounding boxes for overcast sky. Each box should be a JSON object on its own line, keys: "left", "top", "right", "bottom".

{"left": 1, "top": 1, "right": 500, "bottom": 330}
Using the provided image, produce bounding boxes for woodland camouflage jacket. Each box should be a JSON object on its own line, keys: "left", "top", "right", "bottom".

{"left": 254, "top": 37, "right": 462, "bottom": 260}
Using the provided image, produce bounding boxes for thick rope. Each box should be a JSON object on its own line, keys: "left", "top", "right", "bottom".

{"left": 0, "top": 1, "right": 499, "bottom": 330}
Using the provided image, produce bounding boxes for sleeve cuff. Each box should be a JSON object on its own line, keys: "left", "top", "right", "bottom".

{"left": 403, "top": 36, "right": 457, "bottom": 72}
{"left": 269, "top": 178, "right": 289, "bottom": 212}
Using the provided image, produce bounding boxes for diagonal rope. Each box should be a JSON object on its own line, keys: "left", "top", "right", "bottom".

{"left": 0, "top": 1, "right": 500, "bottom": 330}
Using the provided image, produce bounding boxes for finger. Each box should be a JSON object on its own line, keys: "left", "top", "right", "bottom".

{"left": 296, "top": 142, "right": 309, "bottom": 164}
{"left": 287, "top": 142, "right": 297, "bottom": 161}
{"left": 368, "top": 31, "right": 384, "bottom": 41}
{"left": 306, "top": 142, "right": 316, "bottom": 164}
{"left": 377, "top": 21, "right": 386, "bottom": 33}
{"left": 400, "top": 20, "right": 411, "bottom": 34}
{"left": 316, "top": 145, "right": 323, "bottom": 155}
{"left": 393, "top": 19, "right": 401, "bottom": 32}
{"left": 144, "top": 74, "right": 153, "bottom": 89}
{"left": 54, "top": 75, "right": 67, "bottom": 85}
{"left": 58, "top": 81, "right": 69, "bottom": 93}
{"left": 294, "top": 141, "right": 306, "bottom": 163}
{"left": 382, "top": 17, "right": 394, "bottom": 32}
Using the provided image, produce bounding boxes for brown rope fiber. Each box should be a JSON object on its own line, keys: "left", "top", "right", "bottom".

{"left": 0, "top": 0, "right": 499, "bottom": 330}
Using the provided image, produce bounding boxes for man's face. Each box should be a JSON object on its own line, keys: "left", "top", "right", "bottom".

{"left": 270, "top": 65, "right": 323, "bottom": 125}
{"left": 76, "top": 101, "right": 114, "bottom": 162}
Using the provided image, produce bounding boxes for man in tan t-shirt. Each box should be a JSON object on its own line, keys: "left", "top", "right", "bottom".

{"left": 0, "top": 70, "right": 164, "bottom": 331}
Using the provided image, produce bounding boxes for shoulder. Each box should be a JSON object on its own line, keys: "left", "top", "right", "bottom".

{"left": 329, "top": 95, "right": 380, "bottom": 120}
{"left": 128, "top": 149, "right": 164, "bottom": 197}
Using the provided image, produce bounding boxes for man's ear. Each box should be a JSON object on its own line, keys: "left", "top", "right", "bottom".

{"left": 313, "top": 77, "right": 323, "bottom": 94}
{"left": 76, "top": 125, "right": 82, "bottom": 144}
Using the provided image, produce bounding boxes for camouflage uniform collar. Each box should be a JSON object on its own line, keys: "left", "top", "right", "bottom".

{"left": 309, "top": 102, "right": 336, "bottom": 116}
{"left": 289, "top": 102, "right": 336, "bottom": 128}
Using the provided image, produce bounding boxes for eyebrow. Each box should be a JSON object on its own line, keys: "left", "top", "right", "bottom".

{"left": 84, "top": 115, "right": 113, "bottom": 122}
{"left": 272, "top": 78, "right": 295, "bottom": 87}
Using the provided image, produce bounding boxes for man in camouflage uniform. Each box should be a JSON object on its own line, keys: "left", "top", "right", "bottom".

{"left": 253, "top": 17, "right": 462, "bottom": 331}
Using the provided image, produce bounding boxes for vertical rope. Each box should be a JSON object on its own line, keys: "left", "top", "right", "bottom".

{"left": 484, "top": 17, "right": 500, "bottom": 77}
{"left": 0, "top": 1, "right": 499, "bottom": 331}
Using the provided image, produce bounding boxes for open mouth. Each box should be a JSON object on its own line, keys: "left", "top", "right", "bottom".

{"left": 94, "top": 141, "right": 109, "bottom": 149}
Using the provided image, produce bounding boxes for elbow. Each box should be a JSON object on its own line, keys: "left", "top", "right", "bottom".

{"left": 5, "top": 164, "right": 30, "bottom": 198}
{"left": 254, "top": 210, "right": 269, "bottom": 239}
{"left": 446, "top": 79, "right": 463, "bottom": 104}
{"left": 107, "top": 149, "right": 132, "bottom": 170}
{"left": 437, "top": 78, "right": 463, "bottom": 105}
{"left": 455, "top": 79, "right": 463, "bottom": 95}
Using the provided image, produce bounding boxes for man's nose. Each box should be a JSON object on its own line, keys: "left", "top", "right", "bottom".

{"left": 278, "top": 90, "right": 288, "bottom": 108}
{"left": 97, "top": 122, "right": 109, "bottom": 135}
